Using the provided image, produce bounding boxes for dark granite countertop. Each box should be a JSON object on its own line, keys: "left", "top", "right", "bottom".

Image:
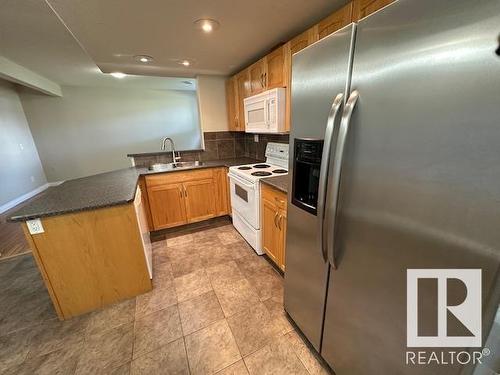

{"left": 261, "top": 175, "right": 289, "bottom": 194}
{"left": 8, "top": 157, "right": 260, "bottom": 222}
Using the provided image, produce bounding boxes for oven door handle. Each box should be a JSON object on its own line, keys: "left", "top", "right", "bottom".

{"left": 228, "top": 173, "right": 255, "bottom": 189}
{"left": 317, "top": 93, "right": 344, "bottom": 263}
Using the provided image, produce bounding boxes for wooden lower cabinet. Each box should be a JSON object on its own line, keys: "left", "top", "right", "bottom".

{"left": 145, "top": 167, "right": 230, "bottom": 231}
{"left": 147, "top": 182, "right": 187, "bottom": 229}
{"left": 184, "top": 178, "right": 217, "bottom": 223}
{"left": 261, "top": 184, "right": 287, "bottom": 271}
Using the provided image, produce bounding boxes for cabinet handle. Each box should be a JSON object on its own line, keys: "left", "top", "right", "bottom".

{"left": 264, "top": 73, "right": 267, "bottom": 87}
{"left": 278, "top": 214, "right": 283, "bottom": 230}
{"left": 274, "top": 212, "right": 279, "bottom": 228}
{"left": 184, "top": 186, "right": 188, "bottom": 197}
{"left": 179, "top": 187, "right": 183, "bottom": 198}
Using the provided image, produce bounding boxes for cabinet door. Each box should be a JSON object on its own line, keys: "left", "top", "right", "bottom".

{"left": 290, "top": 25, "right": 319, "bottom": 55}
{"left": 147, "top": 183, "right": 186, "bottom": 230}
{"left": 214, "top": 168, "right": 230, "bottom": 216}
{"left": 278, "top": 208, "right": 287, "bottom": 271}
{"left": 266, "top": 45, "right": 288, "bottom": 90}
{"left": 184, "top": 179, "right": 217, "bottom": 223}
{"left": 318, "top": 2, "right": 353, "bottom": 40}
{"left": 236, "top": 70, "right": 250, "bottom": 130}
{"left": 226, "top": 77, "right": 238, "bottom": 131}
{"left": 352, "top": 0, "right": 395, "bottom": 21}
{"left": 249, "top": 59, "right": 266, "bottom": 95}
{"left": 262, "top": 197, "right": 281, "bottom": 264}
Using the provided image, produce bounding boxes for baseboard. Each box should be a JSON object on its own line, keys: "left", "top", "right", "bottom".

{"left": 0, "top": 180, "right": 64, "bottom": 214}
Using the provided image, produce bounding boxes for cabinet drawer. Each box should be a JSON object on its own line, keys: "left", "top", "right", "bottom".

{"left": 145, "top": 169, "right": 214, "bottom": 187}
{"left": 262, "top": 184, "right": 287, "bottom": 211}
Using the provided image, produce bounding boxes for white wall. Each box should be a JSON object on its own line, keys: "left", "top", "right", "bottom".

{"left": 20, "top": 85, "right": 202, "bottom": 182}
{"left": 0, "top": 80, "right": 47, "bottom": 207}
{"left": 197, "top": 75, "right": 228, "bottom": 132}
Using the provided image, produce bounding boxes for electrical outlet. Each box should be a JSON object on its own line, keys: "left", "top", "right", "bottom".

{"left": 19, "top": 143, "right": 24, "bottom": 151}
{"left": 30, "top": 176, "right": 35, "bottom": 182}
{"left": 27, "top": 219, "right": 44, "bottom": 234}
{"left": 254, "top": 134, "right": 259, "bottom": 142}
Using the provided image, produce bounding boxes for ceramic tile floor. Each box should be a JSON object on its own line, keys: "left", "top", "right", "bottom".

{"left": 0, "top": 223, "right": 331, "bottom": 374}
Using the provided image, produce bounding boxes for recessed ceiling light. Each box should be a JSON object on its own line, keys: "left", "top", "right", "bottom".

{"left": 180, "top": 60, "right": 191, "bottom": 67}
{"left": 134, "top": 55, "right": 154, "bottom": 63}
{"left": 194, "top": 19, "right": 220, "bottom": 33}
{"left": 110, "top": 72, "right": 126, "bottom": 79}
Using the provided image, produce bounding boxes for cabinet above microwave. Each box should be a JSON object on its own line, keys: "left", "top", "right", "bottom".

{"left": 243, "top": 88, "right": 286, "bottom": 133}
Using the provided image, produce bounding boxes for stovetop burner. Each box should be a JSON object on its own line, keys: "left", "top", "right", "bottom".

{"left": 253, "top": 164, "right": 270, "bottom": 169}
{"left": 272, "top": 169, "right": 287, "bottom": 174}
{"left": 237, "top": 166, "right": 252, "bottom": 170}
{"left": 251, "top": 171, "right": 272, "bottom": 177}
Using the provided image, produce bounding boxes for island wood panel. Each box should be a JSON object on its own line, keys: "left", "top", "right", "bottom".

{"left": 23, "top": 203, "right": 152, "bottom": 319}
{"left": 184, "top": 178, "right": 217, "bottom": 223}
{"left": 22, "top": 224, "right": 64, "bottom": 319}
{"left": 138, "top": 176, "right": 154, "bottom": 231}
{"left": 147, "top": 182, "right": 187, "bottom": 229}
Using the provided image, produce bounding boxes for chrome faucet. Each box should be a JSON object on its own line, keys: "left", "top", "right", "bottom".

{"left": 161, "top": 137, "right": 181, "bottom": 164}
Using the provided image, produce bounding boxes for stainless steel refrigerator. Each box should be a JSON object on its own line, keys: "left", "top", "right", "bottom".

{"left": 284, "top": 0, "right": 500, "bottom": 374}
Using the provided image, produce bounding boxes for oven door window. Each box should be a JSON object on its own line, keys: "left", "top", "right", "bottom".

{"left": 235, "top": 184, "right": 248, "bottom": 202}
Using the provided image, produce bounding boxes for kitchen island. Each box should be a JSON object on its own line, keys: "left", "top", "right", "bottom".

{"left": 8, "top": 158, "right": 258, "bottom": 320}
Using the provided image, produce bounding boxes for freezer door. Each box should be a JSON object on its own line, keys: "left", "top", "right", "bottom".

{"left": 284, "top": 24, "right": 355, "bottom": 351}
{"left": 321, "top": 0, "right": 500, "bottom": 374}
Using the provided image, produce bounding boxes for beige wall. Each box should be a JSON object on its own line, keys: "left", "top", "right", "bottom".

{"left": 196, "top": 75, "right": 228, "bottom": 132}
{"left": 0, "top": 80, "right": 47, "bottom": 207}
{"left": 20, "top": 85, "right": 202, "bottom": 182}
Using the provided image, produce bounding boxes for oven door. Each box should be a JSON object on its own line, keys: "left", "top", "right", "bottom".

{"left": 229, "top": 173, "right": 259, "bottom": 228}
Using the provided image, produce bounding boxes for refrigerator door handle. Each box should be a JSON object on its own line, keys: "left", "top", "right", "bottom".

{"left": 317, "top": 93, "right": 344, "bottom": 263}
{"left": 327, "top": 90, "right": 359, "bottom": 269}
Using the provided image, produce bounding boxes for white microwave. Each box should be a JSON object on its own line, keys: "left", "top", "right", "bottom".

{"left": 243, "top": 88, "right": 286, "bottom": 133}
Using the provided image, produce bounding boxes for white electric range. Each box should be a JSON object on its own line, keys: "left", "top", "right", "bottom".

{"left": 228, "top": 142, "right": 289, "bottom": 255}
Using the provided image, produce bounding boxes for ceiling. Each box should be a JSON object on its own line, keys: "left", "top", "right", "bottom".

{"left": 0, "top": 0, "right": 347, "bottom": 86}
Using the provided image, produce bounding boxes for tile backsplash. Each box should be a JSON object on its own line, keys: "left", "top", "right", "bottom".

{"left": 132, "top": 131, "right": 289, "bottom": 167}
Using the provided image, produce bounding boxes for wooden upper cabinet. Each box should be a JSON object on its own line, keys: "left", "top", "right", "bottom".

{"left": 249, "top": 59, "right": 267, "bottom": 95}
{"left": 318, "top": 2, "right": 353, "bottom": 40}
{"left": 266, "top": 45, "right": 288, "bottom": 90}
{"left": 147, "top": 182, "right": 186, "bottom": 230}
{"left": 290, "top": 25, "right": 319, "bottom": 55}
{"left": 352, "top": 0, "right": 395, "bottom": 21}
{"left": 226, "top": 77, "right": 239, "bottom": 132}
{"left": 235, "top": 70, "right": 250, "bottom": 130}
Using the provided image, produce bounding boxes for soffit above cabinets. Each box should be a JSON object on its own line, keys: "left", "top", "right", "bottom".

{"left": 46, "top": 0, "right": 348, "bottom": 77}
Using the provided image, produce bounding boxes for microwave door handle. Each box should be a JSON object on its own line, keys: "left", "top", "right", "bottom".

{"left": 326, "top": 90, "right": 359, "bottom": 269}
{"left": 266, "top": 99, "right": 271, "bottom": 128}
{"left": 317, "top": 93, "right": 344, "bottom": 263}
